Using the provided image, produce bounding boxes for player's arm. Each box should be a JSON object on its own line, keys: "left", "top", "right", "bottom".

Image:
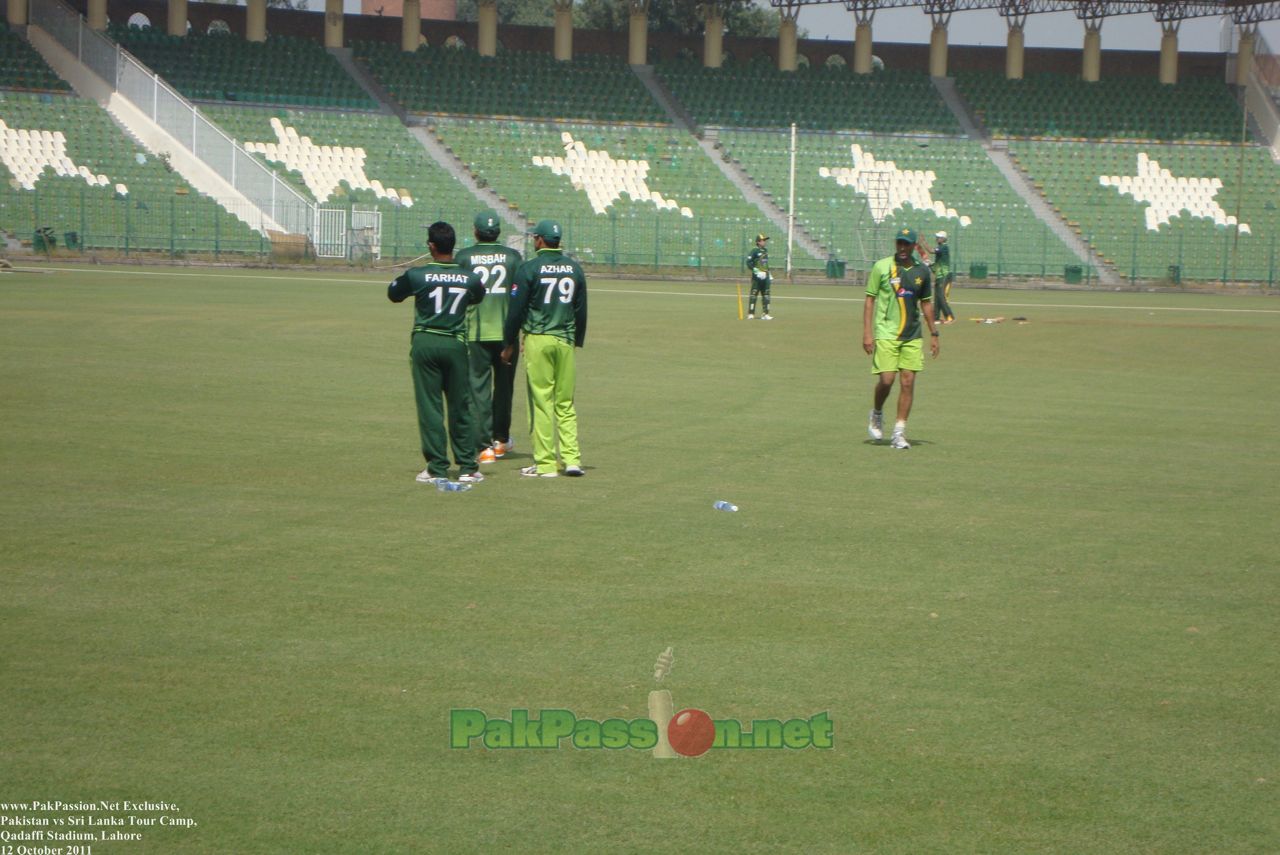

{"left": 862, "top": 260, "right": 883, "bottom": 355}
{"left": 921, "top": 268, "right": 939, "bottom": 357}
{"left": 572, "top": 270, "right": 587, "bottom": 348}
{"left": 387, "top": 272, "right": 413, "bottom": 303}
{"left": 466, "top": 271, "right": 485, "bottom": 305}
{"left": 501, "top": 265, "right": 533, "bottom": 363}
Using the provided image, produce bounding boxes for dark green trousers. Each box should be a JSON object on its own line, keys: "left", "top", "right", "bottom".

{"left": 410, "top": 332, "right": 476, "bottom": 478}
{"left": 469, "top": 340, "right": 518, "bottom": 448}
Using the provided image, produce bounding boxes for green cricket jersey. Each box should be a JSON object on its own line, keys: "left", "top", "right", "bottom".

{"left": 504, "top": 248, "right": 588, "bottom": 348}
{"left": 387, "top": 261, "right": 485, "bottom": 341}
{"left": 455, "top": 242, "right": 524, "bottom": 343}
{"left": 934, "top": 243, "right": 950, "bottom": 269}
{"left": 746, "top": 246, "right": 770, "bottom": 282}
{"left": 866, "top": 254, "right": 932, "bottom": 341}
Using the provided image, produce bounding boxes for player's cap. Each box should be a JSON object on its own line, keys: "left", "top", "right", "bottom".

{"left": 756, "top": 233, "right": 769, "bottom": 242}
{"left": 935, "top": 230, "right": 947, "bottom": 239}
{"left": 474, "top": 210, "right": 500, "bottom": 234}
{"left": 895, "top": 226, "right": 917, "bottom": 244}
{"left": 530, "top": 219, "right": 562, "bottom": 241}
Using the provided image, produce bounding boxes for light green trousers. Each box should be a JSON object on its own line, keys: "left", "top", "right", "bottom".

{"left": 523, "top": 334, "right": 580, "bottom": 474}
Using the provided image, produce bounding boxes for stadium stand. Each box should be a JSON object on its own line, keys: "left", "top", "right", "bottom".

{"left": 0, "top": 92, "right": 261, "bottom": 254}
{"left": 1009, "top": 140, "right": 1279, "bottom": 281}
{"left": 430, "top": 117, "right": 800, "bottom": 268}
{"left": 656, "top": 61, "right": 961, "bottom": 135}
{"left": 202, "top": 104, "right": 483, "bottom": 257}
{"left": 955, "top": 71, "right": 1244, "bottom": 142}
{"left": 352, "top": 42, "right": 666, "bottom": 123}
{"left": 0, "top": 22, "right": 70, "bottom": 93}
{"left": 108, "top": 26, "right": 376, "bottom": 110}
{"left": 718, "top": 130, "right": 1081, "bottom": 276}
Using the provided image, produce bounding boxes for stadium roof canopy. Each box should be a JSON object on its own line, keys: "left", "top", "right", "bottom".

{"left": 767, "top": 0, "right": 1280, "bottom": 25}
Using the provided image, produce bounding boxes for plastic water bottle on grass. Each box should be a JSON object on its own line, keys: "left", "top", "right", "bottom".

{"left": 437, "top": 480, "right": 472, "bottom": 493}
{"left": 713, "top": 500, "right": 738, "bottom": 512}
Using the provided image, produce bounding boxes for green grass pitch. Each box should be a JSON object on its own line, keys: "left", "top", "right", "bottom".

{"left": 2, "top": 264, "right": 1278, "bottom": 853}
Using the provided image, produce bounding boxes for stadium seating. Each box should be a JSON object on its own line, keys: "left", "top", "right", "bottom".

{"left": 0, "top": 22, "right": 70, "bottom": 92}
{"left": 353, "top": 42, "right": 665, "bottom": 123}
{"left": 718, "top": 130, "right": 1081, "bottom": 276}
{"left": 109, "top": 26, "right": 375, "bottom": 110}
{"left": 0, "top": 92, "right": 261, "bottom": 254}
{"left": 656, "top": 61, "right": 961, "bottom": 135}
{"left": 955, "top": 71, "right": 1243, "bottom": 142}
{"left": 202, "top": 104, "right": 484, "bottom": 257}
{"left": 430, "top": 117, "right": 806, "bottom": 269}
{"left": 1008, "top": 140, "right": 1280, "bottom": 281}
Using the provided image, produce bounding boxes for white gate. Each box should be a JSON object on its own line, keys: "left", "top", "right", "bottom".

{"left": 315, "top": 208, "right": 348, "bottom": 258}
{"left": 351, "top": 208, "right": 383, "bottom": 261}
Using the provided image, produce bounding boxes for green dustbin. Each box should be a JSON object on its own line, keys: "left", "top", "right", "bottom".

{"left": 1168, "top": 265, "right": 1181, "bottom": 284}
{"left": 969, "top": 262, "right": 988, "bottom": 280}
{"left": 64, "top": 231, "right": 80, "bottom": 250}
{"left": 833, "top": 259, "right": 846, "bottom": 279}
{"left": 33, "top": 227, "right": 55, "bottom": 253}
{"left": 1064, "top": 265, "right": 1083, "bottom": 284}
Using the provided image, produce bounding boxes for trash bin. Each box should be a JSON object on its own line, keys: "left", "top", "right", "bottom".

{"left": 63, "top": 231, "right": 80, "bottom": 250}
{"left": 33, "top": 227, "right": 56, "bottom": 253}
{"left": 1167, "top": 265, "right": 1181, "bottom": 284}
{"left": 969, "top": 262, "right": 988, "bottom": 280}
{"left": 825, "top": 258, "right": 838, "bottom": 279}
{"left": 1064, "top": 264, "right": 1083, "bottom": 284}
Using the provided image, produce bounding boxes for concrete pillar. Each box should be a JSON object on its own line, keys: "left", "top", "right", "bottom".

{"left": 1082, "top": 25, "right": 1101, "bottom": 82}
{"left": 1236, "top": 28, "right": 1255, "bottom": 86}
{"left": 1159, "top": 25, "right": 1178, "bottom": 85}
{"left": 553, "top": 0, "right": 573, "bottom": 62}
{"left": 246, "top": 0, "right": 266, "bottom": 42}
{"left": 167, "top": 0, "right": 187, "bottom": 37}
{"left": 324, "top": 0, "right": 343, "bottom": 50}
{"left": 778, "top": 16, "right": 798, "bottom": 72}
{"left": 1005, "top": 25, "right": 1024, "bottom": 79}
{"left": 477, "top": 0, "right": 498, "bottom": 56}
{"left": 704, "top": 8, "right": 723, "bottom": 68}
{"left": 854, "top": 22, "right": 873, "bottom": 74}
{"left": 628, "top": 0, "right": 648, "bottom": 66}
{"left": 402, "top": 0, "right": 422, "bottom": 52}
{"left": 929, "top": 23, "right": 948, "bottom": 77}
{"left": 87, "top": 0, "right": 107, "bottom": 30}
{"left": 6, "top": 0, "right": 26, "bottom": 28}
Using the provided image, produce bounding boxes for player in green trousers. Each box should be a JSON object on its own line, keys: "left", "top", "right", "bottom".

{"left": 455, "top": 210, "right": 524, "bottom": 464}
{"left": 388, "top": 221, "right": 486, "bottom": 483}
{"left": 501, "top": 219, "right": 588, "bottom": 478}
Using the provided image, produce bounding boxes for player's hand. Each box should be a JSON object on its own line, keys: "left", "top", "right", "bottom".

{"left": 863, "top": 335, "right": 874, "bottom": 355}
{"left": 930, "top": 336, "right": 940, "bottom": 359}
{"left": 754, "top": 270, "right": 766, "bottom": 281}
{"left": 500, "top": 344, "right": 515, "bottom": 365}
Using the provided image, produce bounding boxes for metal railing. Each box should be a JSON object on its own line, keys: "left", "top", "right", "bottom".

{"left": 28, "top": 0, "right": 315, "bottom": 236}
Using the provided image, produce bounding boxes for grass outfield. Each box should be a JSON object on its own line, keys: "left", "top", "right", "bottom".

{"left": 2, "top": 265, "right": 1278, "bottom": 853}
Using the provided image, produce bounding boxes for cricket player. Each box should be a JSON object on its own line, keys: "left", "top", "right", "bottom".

{"left": 500, "top": 219, "right": 587, "bottom": 478}
{"left": 388, "top": 221, "right": 487, "bottom": 483}
{"left": 863, "top": 226, "right": 940, "bottom": 450}
{"left": 455, "top": 210, "right": 524, "bottom": 465}
{"left": 932, "top": 231, "right": 956, "bottom": 324}
{"left": 745, "top": 233, "right": 773, "bottom": 320}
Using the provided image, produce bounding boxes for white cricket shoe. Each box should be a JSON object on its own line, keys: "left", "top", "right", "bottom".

{"left": 867, "top": 410, "right": 884, "bottom": 441}
{"left": 890, "top": 433, "right": 911, "bottom": 450}
{"left": 458, "top": 471, "right": 485, "bottom": 483}
{"left": 564, "top": 465, "right": 584, "bottom": 477}
{"left": 415, "top": 469, "right": 442, "bottom": 484}
{"left": 520, "top": 465, "right": 558, "bottom": 478}
{"left": 747, "top": 314, "right": 754, "bottom": 320}
{"left": 761, "top": 314, "right": 774, "bottom": 320}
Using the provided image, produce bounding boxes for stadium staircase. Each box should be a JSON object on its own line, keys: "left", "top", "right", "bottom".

{"left": 23, "top": 22, "right": 287, "bottom": 235}
{"left": 932, "top": 75, "right": 1121, "bottom": 285}
{"left": 406, "top": 123, "right": 528, "bottom": 240}
{"left": 326, "top": 47, "right": 398, "bottom": 117}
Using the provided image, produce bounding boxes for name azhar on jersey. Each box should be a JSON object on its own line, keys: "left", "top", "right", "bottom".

{"left": 542, "top": 265, "right": 576, "bottom": 274}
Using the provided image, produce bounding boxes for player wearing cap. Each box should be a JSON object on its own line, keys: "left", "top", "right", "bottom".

{"left": 501, "top": 219, "right": 588, "bottom": 478}
{"left": 745, "top": 233, "right": 774, "bottom": 320}
{"left": 863, "top": 226, "right": 940, "bottom": 450}
{"left": 455, "top": 210, "right": 525, "bottom": 465}
{"left": 388, "top": 221, "right": 487, "bottom": 483}
{"left": 931, "top": 231, "right": 956, "bottom": 325}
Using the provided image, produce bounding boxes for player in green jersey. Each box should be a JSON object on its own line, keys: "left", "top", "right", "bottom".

{"left": 501, "top": 219, "right": 588, "bottom": 478}
{"left": 931, "top": 230, "right": 956, "bottom": 325}
{"left": 745, "top": 233, "right": 774, "bottom": 320}
{"left": 862, "top": 226, "right": 940, "bottom": 450}
{"left": 455, "top": 210, "right": 525, "bottom": 465}
{"left": 388, "top": 221, "right": 487, "bottom": 483}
